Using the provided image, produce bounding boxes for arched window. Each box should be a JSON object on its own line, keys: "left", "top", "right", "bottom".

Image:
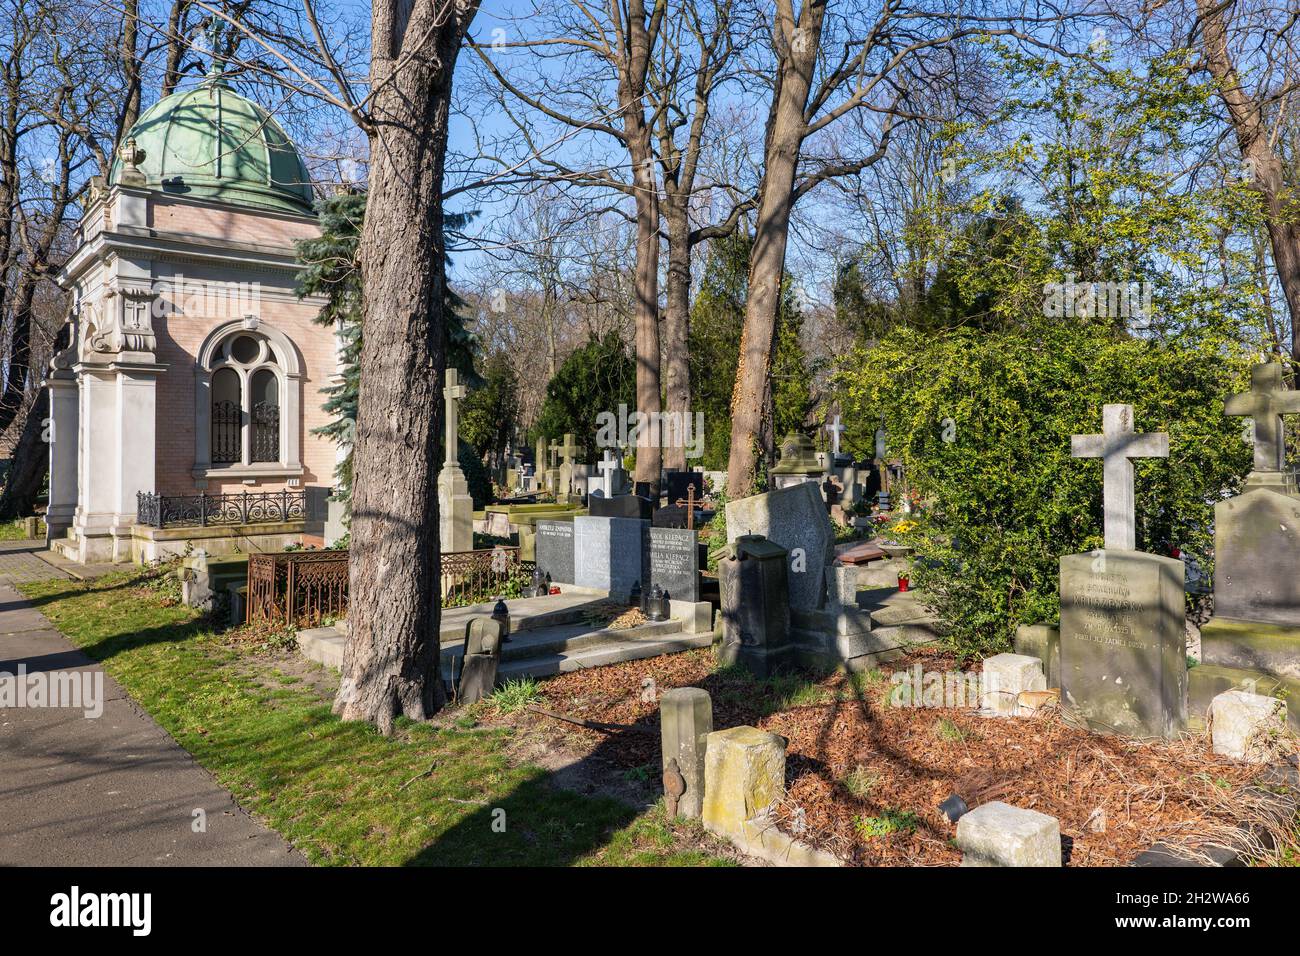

{"left": 194, "top": 319, "right": 302, "bottom": 478}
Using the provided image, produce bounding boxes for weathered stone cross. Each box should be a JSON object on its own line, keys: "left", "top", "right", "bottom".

{"left": 1072, "top": 404, "right": 1169, "bottom": 551}
{"left": 1225, "top": 362, "right": 1300, "bottom": 474}
{"left": 558, "top": 432, "right": 583, "bottom": 464}
{"left": 826, "top": 415, "right": 846, "bottom": 456}
{"left": 443, "top": 368, "right": 467, "bottom": 468}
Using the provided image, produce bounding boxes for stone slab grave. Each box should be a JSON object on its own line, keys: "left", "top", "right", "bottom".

{"left": 298, "top": 589, "right": 714, "bottom": 682}
{"left": 1189, "top": 363, "right": 1300, "bottom": 730}
{"left": 1061, "top": 404, "right": 1186, "bottom": 739}
{"left": 645, "top": 526, "right": 700, "bottom": 603}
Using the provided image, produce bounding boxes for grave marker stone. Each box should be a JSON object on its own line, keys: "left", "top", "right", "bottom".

{"left": 574, "top": 515, "right": 645, "bottom": 598}
{"left": 535, "top": 519, "right": 575, "bottom": 585}
{"left": 1061, "top": 404, "right": 1185, "bottom": 739}
{"left": 646, "top": 527, "right": 700, "bottom": 602}
{"left": 437, "top": 368, "right": 473, "bottom": 553}
{"left": 725, "top": 480, "right": 834, "bottom": 612}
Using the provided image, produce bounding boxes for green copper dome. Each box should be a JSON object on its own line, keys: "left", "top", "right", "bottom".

{"left": 109, "top": 78, "right": 316, "bottom": 216}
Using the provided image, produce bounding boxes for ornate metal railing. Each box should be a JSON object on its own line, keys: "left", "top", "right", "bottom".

{"left": 136, "top": 490, "right": 308, "bottom": 529}
{"left": 243, "top": 546, "right": 538, "bottom": 626}
{"left": 247, "top": 549, "right": 348, "bottom": 626}
{"left": 441, "top": 546, "right": 535, "bottom": 609}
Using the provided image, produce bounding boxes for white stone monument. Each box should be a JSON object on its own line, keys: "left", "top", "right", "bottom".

{"left": 438, "top": 368, "right": 473, "bottom": 554}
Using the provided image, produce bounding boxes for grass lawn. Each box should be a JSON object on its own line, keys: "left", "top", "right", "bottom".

{"left": 18, "top": 565, "right": 733, "bottom": 867}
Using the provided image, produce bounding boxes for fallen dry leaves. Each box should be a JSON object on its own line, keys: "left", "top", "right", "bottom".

{"left": 498, "top": 646, "right": 1296, "bottom": 867}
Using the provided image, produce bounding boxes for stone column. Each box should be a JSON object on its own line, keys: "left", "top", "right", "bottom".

{"left": 660, "top": 688, "right": 712, "bottom": 818}
{"left": 44, "top": 368, "right": 79, "bottom": 544}
{"left": 438, "top": 368, "right": 473, "bottom": 553}
{"left": 110, "top": 364, "right": 162, "bottom": 561}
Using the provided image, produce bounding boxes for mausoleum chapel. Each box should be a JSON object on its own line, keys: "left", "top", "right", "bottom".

{"left": 46, "top": 67, "right": 336, "bottom": 564}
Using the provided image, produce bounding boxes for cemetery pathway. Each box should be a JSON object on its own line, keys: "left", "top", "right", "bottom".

{"left": 0, "top": 542, "right": 304, "bottom": 866}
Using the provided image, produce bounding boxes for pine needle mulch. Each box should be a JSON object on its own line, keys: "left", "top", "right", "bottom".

{"left": 504, "top": 647, "right": 1299, "bottom": 867}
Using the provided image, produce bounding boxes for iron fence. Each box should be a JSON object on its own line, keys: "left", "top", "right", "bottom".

{"left": 137, "top": 490, "right": 308, "bottom": 529}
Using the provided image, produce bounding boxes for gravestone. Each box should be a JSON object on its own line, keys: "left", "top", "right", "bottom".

{"left": 1188, "top": 363, "right": 1300, "bottom": 730}
{"left": 592, "top": 449, "right": 629, "bottom": 497}
{"left": 770, "top": 432, "right": 823, "bottom": 489}
{"left": 589, "top": 493, "right": 654, "bottom": 521}
{"left": 725, "top": 479, "right": 834, "bottom": 612}
{"left": 660, "top": 688, "right": 712, "bottom": 819}
{"left": 556, "top": 433, "right": 584, "bottom": 501}
{"left": 646, "top": 527, "right": 700, "bottom": 602}
{"left": 457, "top": 616, "right": 503, "bottom": 704}
{"left": 437, "top": 368, "right": 474, "bottom": 553}
{"left": 574, "top": 515, "right": 646, "bottom": 599}
{"left": 718, "top": 534, "right": 792, "bottom": 677}
{"left": 1060, "top": 404, "right": 1185, "bottom": 738}
{"left": 534, "top": 519, "right": 575, "bottom": 585}
{"left": 665, "top": 470, "right": 705, "bottom": 505}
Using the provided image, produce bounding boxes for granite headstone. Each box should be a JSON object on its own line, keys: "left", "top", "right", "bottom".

{"left": 574, "top": 515, "right": 645, "bottom": 598}
{"left": 724, "top": 480, "right": 834, "bottom": 612}
{"left": 646, "top": 527, "right": 700, "bottom": 602}
{"left": 535, "top": 519, "right": 575, "bottom": 585}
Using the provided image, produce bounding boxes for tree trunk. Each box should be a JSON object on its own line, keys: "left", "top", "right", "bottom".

{"left": 1199, "top": 0, "right": 1300, "bottom": 366}
{"left": 334, "top": 0, "right": 480, "bottom": 735}
{"left": 725, "top": 0, "right": 823, "bottom": 498}
{"left": 161, "top": 1, "right": 190, "bottom": 97}
{"left": 0, "top": 390, "right": 47, "bottom": 520}
{"left": 662, "top": 201, "right": 690, "bottom": 472}
{"left": 120, "top": 0, "right": 141, "bottom": 135}
{"left": 619, "top": 3, "right": 663, "bottom": 489}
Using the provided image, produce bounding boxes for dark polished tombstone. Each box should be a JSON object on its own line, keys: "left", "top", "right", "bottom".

{"left": 646, "top": 527, "right": 700, "bottom": 602}
{"left": 717, "top": 534, "right": 792, "bottom": 678}
{"left": 534, "top": 519, "right": 575, "bottom": 584}
{"left": 665, "top": 470, "right": 705, "bottom": 505}
{"left": 589, "top": 493, "right": 654, "bottom": 521}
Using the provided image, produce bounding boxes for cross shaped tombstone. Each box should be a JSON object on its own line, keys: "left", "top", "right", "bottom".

{"left": 597, "top": 449, "right": 621, "bottom": 494}
{"left": 1071, "top": 404, "right": 1169, "bottom": 551}
{"left": 558, "top": 432, "right": 583, "bottom": 464}
{"left": 826, "top": 416, "right": 846, "bottom": 456}
{"left": 1225, "top": 362, "right": 1300, "bottom": 474}
{"left": 443, "top": 368, "right": 467, "bottom": 468}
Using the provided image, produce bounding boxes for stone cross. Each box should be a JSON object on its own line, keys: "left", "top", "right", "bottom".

{"left": 1071, "top": 404, "right": 1169, "bottom": 551}
{"left": 597, "top": 449, "right": 620, "bottom": 490}
{"left": 443, "top": 368, "right": 467, "bottom": 467}
{"left": 826, "top": 416, "right": 846, "bottom": 456}
{"left": 1225, "top": 363, "right": 1300, "bottom": 474}
{"left": 558, "top": 432, "right": 583, "bottom": 464}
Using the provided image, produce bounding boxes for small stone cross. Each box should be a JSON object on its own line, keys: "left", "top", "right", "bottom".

{"left": 558, "top": 432, "right": 583, "bottom": 464}
{"left": 443, "top": 368, "right": 467, "bottom": 467}
{"left": 1225, "top": 363, "right": 1300, "bottom": 474}
{"left": 826, "top": 416, "right": 846, "bottom": 456}
{"left": 1072, "top": 404, "right": 1169, "bottom": 551}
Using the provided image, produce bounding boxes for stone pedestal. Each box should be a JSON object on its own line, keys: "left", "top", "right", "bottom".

{"left": 438, "top": 463, "right": 473, "bottom": 554}
{"left": 718, "top": 535, "right": 792, "bottom": 677}
{"left": 981, "top": 653, "right": 1046, "bottom": 716}
{"left": 660, "top": 688, "right": 712, "bottom": 819}
{"left": 701, "top": 726, "right": 786, "bottom": 840}
{"left": 1059, "top": 550, "right": 1187, "bottom": 739}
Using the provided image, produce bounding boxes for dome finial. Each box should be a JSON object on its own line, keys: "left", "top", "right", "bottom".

{"left": 204, "top": 17, "right": 227, "bottom": 81}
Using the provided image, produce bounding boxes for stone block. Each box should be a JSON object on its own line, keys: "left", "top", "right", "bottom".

{"left": 702, "top": 726, "right": 786, "bottom": 839}
{"left": 1213, "top": 488, "right": 1300, "bottom": 627}
{"left": 1060, "top": 550, "right": 1187, "bottom": 739}
{"left": 1017, "top": 688, "right": 1060, "bottom": 715}
{"left": 981, "top": 653, "right": 1046, "bottom": 716}
{"left": 573, "top": 515, "right": 645, "bottom": 599}
{"left": 669, "top": 599, "right": 712, "bottom": 634}
{"left": 1209, "top": 690, "right": 1288, "bottom": 762}
{"left": 956, "top": 801, "right": 1061, "bottom": 867}
{"left": 660, "top": 688, "right": 712, "bottom": 818}
{"left": 1014, "top": 622, "right": 1061, "bottom": 688}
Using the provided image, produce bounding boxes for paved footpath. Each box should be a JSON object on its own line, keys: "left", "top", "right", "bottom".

{"left": 0, "top": 542, "right": 303, "bottom": 866}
